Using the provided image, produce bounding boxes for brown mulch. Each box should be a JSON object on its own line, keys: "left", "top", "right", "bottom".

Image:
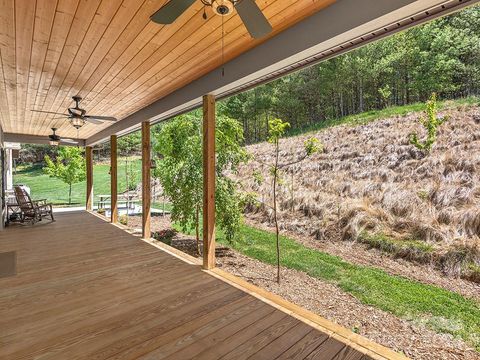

{"left": 218, "top": 252, "right": 479, "bottom": 360}
{"left": 126, "top": 213, "right": 480, "bottom": 302}
{"left": 123, "top": 214, "right": 479, "bottom": 360}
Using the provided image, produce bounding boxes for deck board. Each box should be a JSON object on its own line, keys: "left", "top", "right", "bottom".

{"left": 0, "top": 211, "right": 373, "bottom": 360}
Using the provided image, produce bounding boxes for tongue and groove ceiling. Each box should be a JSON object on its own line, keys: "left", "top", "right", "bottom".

{"left": 0, "top": 0, "right": 335, "bottom": 139}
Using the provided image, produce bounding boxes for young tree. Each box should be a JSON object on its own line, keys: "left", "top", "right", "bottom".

{"left": 118, "top": 132, "right": 141, "bottom": 193}
{"left": 116, "top": 132, "right": 141, "bottom": 225}
{"left": 154, "top": 112, "right": 247, "bottom": 254}
{"left": 43, "top": 146, "right": 86, "bottom": 205}
{"left": 409, "top": 93, "right": 448, "bottom": 152}
{"left": 266, "top": 119, "right": 322, "bottom": 283}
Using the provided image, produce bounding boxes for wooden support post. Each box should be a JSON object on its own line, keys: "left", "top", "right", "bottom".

{"left": 85, "top": 146, "right": 93, "bottom": 211}
{"left": 203, "top": 94, "right": 216, "bottom": 270}
{"left": 142, "top": 121, "right": 151, "bottom": 239}
{"left": 110, "top": 135, "right": 118, "bottom": 223}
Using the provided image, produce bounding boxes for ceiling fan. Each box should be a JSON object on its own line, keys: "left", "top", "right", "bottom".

{"left": 31, "top": 96, "right": 117, "bottom": 129}
{"left": 151, "top": 0, "right": 272, "bottom": 39}
{"left": 48, "top": 128, "right": 78, "bottom": 146}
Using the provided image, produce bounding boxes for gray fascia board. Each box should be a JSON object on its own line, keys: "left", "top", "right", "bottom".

{"left": 4, "top": 133, "right": 85, "bottom": 147}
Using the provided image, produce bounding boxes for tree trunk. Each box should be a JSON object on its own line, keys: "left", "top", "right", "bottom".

{"left": 68, "top": 183, "right": 72, "bottom": 205}
{"left": 265, "top": 112, "right": 269, "bottom": 140}
{"left": 359, "top": 77, "right": 364, "bottom": 113}
{"left": 273, "top": 139, "right": 281, "bottom": 284}
{"left": 195, "top": 204, "right": 201, "bottom": 255}
{"left": 340, "top": 92, "right": 344, "bottom": 117}
{"left": 290, "top": 170, "right": 294, "bottom": 213}
{"left": 405, "top": 71, "right": 410, "bottom": 104}
{"left": 125, "top": 157, "right": 129, "bottom": 224}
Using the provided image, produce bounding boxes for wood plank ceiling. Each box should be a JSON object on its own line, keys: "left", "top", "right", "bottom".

{"left": 0, "top": 0, "right": 335, "bottom": 140}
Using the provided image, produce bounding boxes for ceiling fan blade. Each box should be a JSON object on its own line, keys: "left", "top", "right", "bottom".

{"left": 84, "top": 118, "right": 103, "bottom": 125}
{"left": 84, "top": 115, "right": 117, "bottom": 122}
{"left": 61, "top": 138, "right": 78, "bottom": 144}
{"left": 150, "top": 0, "right": 196, "bottom": 24}
{"left": 235, "top": 0, "right": 272, "bottom": 39}
{"left": 31, "top": 109, "right": 69, "bottom": 116}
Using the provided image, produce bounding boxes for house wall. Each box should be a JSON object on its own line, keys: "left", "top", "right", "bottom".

{"left": 5, "top": 148, "right": 12, "bottom": 191}
{"left": 0, "top": 126, "right": 5, "bottom": 230}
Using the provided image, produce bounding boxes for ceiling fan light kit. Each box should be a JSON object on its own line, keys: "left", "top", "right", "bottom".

{"left": 48, "top": 128, "right": 78, "bottom": 146}
{"left": 48, "top": 128, "right": 61, "bottom": 146}
{"left": 151, "top": 0, "right": 272, "bottom": 39}
{"left": 210, "top": 0, "right": 234, "bottom": 16}
{"left": 70, "top": 117, "right": 86, "bottom": 129}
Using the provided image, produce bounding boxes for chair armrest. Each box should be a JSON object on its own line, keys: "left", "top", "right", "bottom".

{"left": 37, "top": 203, "right": 53, "bottom": 211}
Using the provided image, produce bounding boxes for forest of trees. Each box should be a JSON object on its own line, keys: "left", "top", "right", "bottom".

{"left": 19, "top": 6, "right": 480, "bottom": 160}
{"left": 221, "top": 6, "right": 480, "bottom": 143}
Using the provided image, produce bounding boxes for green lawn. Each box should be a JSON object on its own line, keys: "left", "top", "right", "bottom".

{"left": 14, "top": 160, "right": 142, "bottom": 206}
{"left": 175, "top": 223, "right": 480, "bottom": 350}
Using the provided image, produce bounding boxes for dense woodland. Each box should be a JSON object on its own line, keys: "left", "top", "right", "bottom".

{"left": 19, "top": 6, "right": 480, "bottom": 160}
{"left": 222, "top": 6, "right": 480, "bottom": 143}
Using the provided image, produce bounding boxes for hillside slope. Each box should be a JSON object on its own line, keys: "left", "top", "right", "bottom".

{"left": 237, "top": 105, "right": 480, "bottom": 281}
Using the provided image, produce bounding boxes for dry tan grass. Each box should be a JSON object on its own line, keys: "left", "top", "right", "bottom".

{"left": 235, "top": 108, "right": 480, "bottom": 281}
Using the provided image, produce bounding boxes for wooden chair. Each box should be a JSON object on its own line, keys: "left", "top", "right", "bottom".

{"left": 13, "top": 186, "right": 55, "bottom": 224}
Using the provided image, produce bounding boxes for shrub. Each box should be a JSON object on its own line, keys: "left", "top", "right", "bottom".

{"left": 153, "top": 229, "right": 178, "bottom": 245}
{"left": 465, "top": 263, "right": 480, "bottom": 283}
{"left": 119, "top": 214, "right": 128, "bottom": 226}
{"left": 359, "top": 231, "right": 434, "bottom": 263}
{"left": 409, "top": 93, "right": 448, "bottom": 152}
{"left": 441, "top": 244, "right": 480, "bottom": 280}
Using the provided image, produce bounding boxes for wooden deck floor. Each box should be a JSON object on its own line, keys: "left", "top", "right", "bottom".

{"left": 0, "top": 211, "right": 374, "bottom": 360}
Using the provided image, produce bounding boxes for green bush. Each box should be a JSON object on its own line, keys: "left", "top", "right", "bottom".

{"left": 409, "top": 93, "right": 448, "bottom": 152}
{"left": 359, "top": 231, "right": 434, "bottom": 263}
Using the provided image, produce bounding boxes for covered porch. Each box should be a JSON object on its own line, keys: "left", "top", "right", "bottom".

{"left": 0, "top": 210, "right": 396, "bottom": 359}
{"left": 1, "top": 0, "right": 478, "bottom": 358}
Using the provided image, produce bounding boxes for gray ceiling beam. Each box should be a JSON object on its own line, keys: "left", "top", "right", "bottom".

{"left": 4, "top": 133, "right": 85, "bottom": 147}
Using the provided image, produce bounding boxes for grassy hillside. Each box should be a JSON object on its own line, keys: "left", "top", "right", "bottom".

{"left": 15, "top": 100, "right": 480, "bottom": 278}
{"left": 237, "top": 98, "right": 480, "bottom": 282}
{"left": 286, "top": 97, "right": 480, "bottom": 137}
